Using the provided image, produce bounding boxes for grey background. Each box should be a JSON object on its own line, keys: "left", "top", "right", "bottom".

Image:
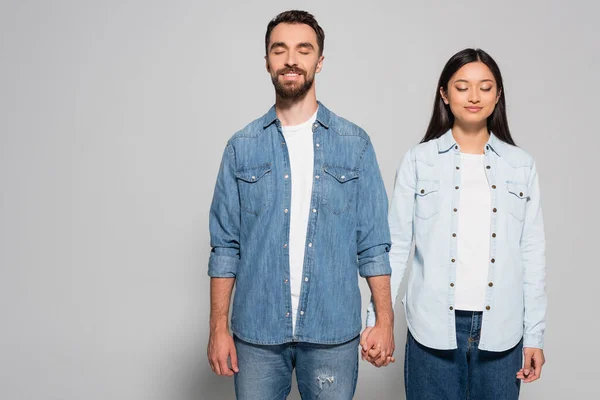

{"left": 1, "top": 0, "right": 597, "bottom": 399}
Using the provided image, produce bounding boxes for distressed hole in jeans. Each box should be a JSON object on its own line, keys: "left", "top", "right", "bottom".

{"left": 317, "top": 375, "right": 335, "bottom": 389}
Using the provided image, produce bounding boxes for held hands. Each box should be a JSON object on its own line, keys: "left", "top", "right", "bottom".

{"left": 360, "top": 323, "right": 395, "bottom": 368}
{"left": 207, "top": 327, "right": 239, "bottom": 376}
{"left": 516, "top": 347, "right": 545, "bottom": 383}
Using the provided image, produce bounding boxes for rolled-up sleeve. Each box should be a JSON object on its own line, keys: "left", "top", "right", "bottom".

{"left": 208, "top": 143, "right": 241, "bottom": 278}
{"left": 366, "top": 148, "right": 415, "bottom": 327}
{"left": 356, "top": 139, "right": 391, "bottom": 278}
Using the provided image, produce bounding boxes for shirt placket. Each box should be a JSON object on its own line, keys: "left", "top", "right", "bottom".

{"left": 480, "top": 144, "right": 498, "bottom": 347}
{"left": 293, "top": 121, "right": 322, "bottom": 341}
{"left": 448, "top": 144, "right": 462, "bottom": 348}
{"left": 277, "top": 121, "right": 294, "bottom": 339}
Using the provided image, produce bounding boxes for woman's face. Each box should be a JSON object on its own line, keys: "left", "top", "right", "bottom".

{"left": 441, "top": 61, "right": 500, "bottom": 128}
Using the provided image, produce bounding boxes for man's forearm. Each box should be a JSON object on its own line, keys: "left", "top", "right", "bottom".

{"left": 210, "top": 277, "right": 236, "bottom": 331}
{"left": 366, "top": 275, "right": 393, "bottom": 325}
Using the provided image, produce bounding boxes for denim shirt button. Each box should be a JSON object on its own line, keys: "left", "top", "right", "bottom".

{"left": 315, "top": 175, "right": 320, "bottom": 179}
{"left": 308, "top": 243, "right": 313, "bottom": 248}
{"left": 300, "top": 311, "right": 305, "bottom": 315}
{"left": 304, "top": 277, "right": 309, "bottom": 282}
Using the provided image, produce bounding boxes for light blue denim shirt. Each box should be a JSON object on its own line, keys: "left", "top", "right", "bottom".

{"left": 209, "top": 102, "right": 391, "bottom": 345}
{"left": 366, "top": 130, "right": 546, "bottom": 351}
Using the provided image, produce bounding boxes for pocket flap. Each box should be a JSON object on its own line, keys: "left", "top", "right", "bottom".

{"left": 323, "top": 165, "right": 359, "bottom": 183}
{"left": 416, "top": 180, "right": 440, "bottom": 196}
{"left": 235, "top": 163, "right": 272, "bottom": 183}
{"left": 507, "top": 182, "right": 528, "bottom": 199}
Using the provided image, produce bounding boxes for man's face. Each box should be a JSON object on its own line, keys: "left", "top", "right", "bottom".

{"left": 265, "top": 23, "right": 324, "bottom": 100}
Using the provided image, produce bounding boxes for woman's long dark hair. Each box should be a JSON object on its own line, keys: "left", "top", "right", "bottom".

{"left": 421, "top": 48, "right": 515, "bottom": 145}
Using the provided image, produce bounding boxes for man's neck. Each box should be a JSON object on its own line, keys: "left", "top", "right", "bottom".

{"left": 275, "top": 91, "right": 318, "bottom": 127}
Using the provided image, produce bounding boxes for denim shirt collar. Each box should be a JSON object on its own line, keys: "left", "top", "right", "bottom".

{"left": 436, "top": 129, "right": 502, "bottom": 156}
{"left": 262, "top": 101, "right": 331, "bottom": 129}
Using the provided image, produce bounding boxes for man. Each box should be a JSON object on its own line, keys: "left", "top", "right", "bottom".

{"left": 207, "top": 10, "right": 394, "bottom": 399}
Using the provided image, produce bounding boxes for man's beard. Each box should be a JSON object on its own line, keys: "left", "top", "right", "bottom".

{"left": 271, "top": 66, "right": 315, "bottom": 100}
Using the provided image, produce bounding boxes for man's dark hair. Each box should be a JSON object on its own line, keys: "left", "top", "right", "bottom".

{"left": 265, "top": 10, "right": 325, "bottom": 56}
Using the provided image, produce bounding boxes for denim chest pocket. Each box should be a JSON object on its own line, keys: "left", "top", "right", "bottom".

{"left": 321, "top": 165, "right": 359, "bottom": 215}
{"left": 506, "top": 181, "right": 528, "bottom": 222}
{"left": 415, "top": 180, "right": 440, "bottom": 219}
{"left": 235, "top": 163, "right": 273, "bottom": 215}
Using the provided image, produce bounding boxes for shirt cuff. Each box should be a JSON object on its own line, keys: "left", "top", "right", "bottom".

{"left": 359, "top": 252, "right": 391, "bottom": 277}
{"left": 523, "top": 333, "right": 544, "bottom": 349}
{"left": 365, "top": 311, "right": 376, "bottom": 327}
{"left": 208, "top": 253, "right": 239, "bottom": 278}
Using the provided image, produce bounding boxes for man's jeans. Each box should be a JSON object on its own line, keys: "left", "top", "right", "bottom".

{"left": 405, "top": 310, "right": 523, "bottom": 399}
{"left": 234, "top": 335, "right": 359, "bottom": 400}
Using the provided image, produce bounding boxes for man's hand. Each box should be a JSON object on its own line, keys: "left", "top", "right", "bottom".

{"left": 360, "top": 323, "right": 395, "bottom": 367}
{"left": 516, "top": 347, "right": 545, "bottom": 383}
{"left": 207, "top": 327, "right": 239, "bottom": 376}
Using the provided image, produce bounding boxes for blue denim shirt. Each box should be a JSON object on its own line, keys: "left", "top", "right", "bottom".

{"left": 367, "top": 131, "right": 546, "bottom": 351}
{"left": 209, "top": 102, "right": 391, "bottom": 345}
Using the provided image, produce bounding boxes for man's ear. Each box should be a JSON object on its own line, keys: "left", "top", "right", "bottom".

{"left": 315, "top": 55, "right": 325, "bottom": 73}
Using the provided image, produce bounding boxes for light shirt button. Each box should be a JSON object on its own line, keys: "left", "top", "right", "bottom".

{"left": 283, "top": 243, "right": 288, "bottom": 248}
{"left": 284, "top": 174, "right": 289, "bottom": 179}
{"left": 305, "top": 277, "right": 309, "bottom": 282}
{"left": 341, "top": 175, "right": 346, "bottom": 180}
{"left": 251, "top": 176, "right": 256, "bottom": 180}
{"left": 286, "top": 312, "right": 290, "bottom": 317}
{"left": 284, "top": 209, "right": 289, "bottom": 213}
{"left": 308, "top": 243, "right": 313, "bottom": 247}
{"left": 315, "top": 175, "right": 320, "bottom": 179}
{"left": 312, "top": 208, "right": 317, "bottom": 213}
{"left": 300, "top": 311, "right": 305, "bottom": 315}
{"left": 316, "top": 143, "right": 320, "bottom": 148}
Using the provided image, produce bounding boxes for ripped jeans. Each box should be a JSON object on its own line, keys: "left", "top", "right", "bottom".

{"left": 233, "top": 335, "right": 359, "bottom": 400}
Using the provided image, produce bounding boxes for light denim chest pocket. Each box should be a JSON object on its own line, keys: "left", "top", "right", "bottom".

{"left": 321, "top": 165, "right": 359, "bottom": 215}
{"left": 415, "top": 180, "right": 440, "bottom": 219}
{"left": 235, "top": 163, "right": 273, "bottom": 215}
{"left": 506, "top": 181, "right": 528, "bottom": 222}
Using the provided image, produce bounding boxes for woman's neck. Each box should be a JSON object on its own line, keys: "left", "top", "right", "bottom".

{"left": 452, "top": 122, "right": 489, "bottom": 154}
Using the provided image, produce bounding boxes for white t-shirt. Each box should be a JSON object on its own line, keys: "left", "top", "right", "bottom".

{"left": 281, "top": 110, "right": 317, "bottom": 332}
{"left": 455, "top": 153, "right": 491, "bottom": 311}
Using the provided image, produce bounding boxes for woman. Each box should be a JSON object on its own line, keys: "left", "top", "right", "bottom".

{"left": 364, "top": 48, "right": 546, "bottom": 399}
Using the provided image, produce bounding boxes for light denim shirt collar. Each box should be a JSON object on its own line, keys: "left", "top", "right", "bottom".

{"left": 436, "top": 129, "right": 502, "bottom": 157}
